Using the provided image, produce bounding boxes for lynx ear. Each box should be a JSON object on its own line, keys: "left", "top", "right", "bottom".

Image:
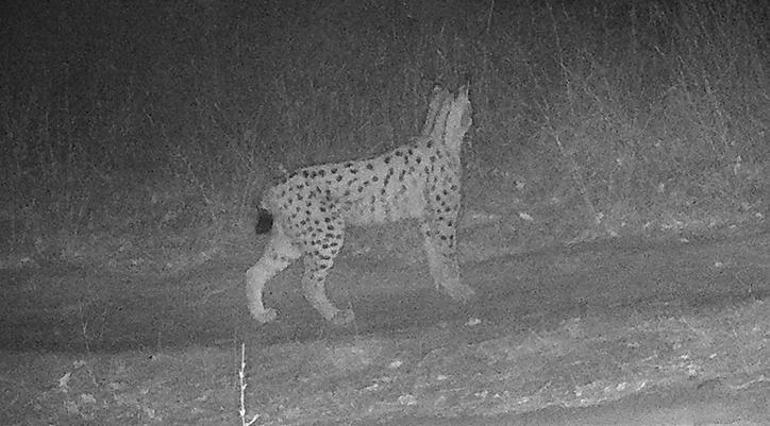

{"left": 436, "top": 83, "right": 472, "bottom": 153}
{"left": 421, "top": 85, "right": 452, "bottom": 137}
{"left": 456, "top": 82, "right": 470, "bottom": 102}
{"left": 460, "top": 73, "right": 472, "bottom": 92}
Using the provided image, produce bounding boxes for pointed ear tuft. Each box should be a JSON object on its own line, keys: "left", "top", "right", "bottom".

{"left": 421, "top": 85, "right": 452, "bottom": 137}
{"left": 457, "top": 83, "right": 470, "bottom": 100}
{"left": 462, "top": 73, "right": 472, "bottom": 87}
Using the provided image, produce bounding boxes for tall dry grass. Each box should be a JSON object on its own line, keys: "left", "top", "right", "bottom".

{"left": 1, "top": 0, "right": 767, "bottom": 260}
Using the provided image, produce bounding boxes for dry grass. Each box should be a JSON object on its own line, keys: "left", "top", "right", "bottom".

{"left": 1, "top": 0, "right": 768, "bottom": 265}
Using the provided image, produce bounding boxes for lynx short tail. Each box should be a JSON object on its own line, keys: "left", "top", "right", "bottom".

{"left": 254, "top": 207, "right": 273, "bottom": 235}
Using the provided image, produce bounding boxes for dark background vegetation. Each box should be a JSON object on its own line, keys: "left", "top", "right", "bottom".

{"left": 1, "top": 0, "right": 768, "bottom": 270}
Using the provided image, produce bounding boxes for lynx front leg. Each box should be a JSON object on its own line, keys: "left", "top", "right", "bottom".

{"left": 420, "top": 220, "right": 475, "bottom": 302}
{"left": 246, "top": 228, "right": 301, "bottom": 323}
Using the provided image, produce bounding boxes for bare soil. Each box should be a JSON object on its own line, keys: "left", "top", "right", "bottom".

{"left": 1, "top": 224, "right": 769, "bottom": 424}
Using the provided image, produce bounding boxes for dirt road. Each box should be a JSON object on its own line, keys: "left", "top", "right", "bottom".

{"left": 1, "top": 227, "right": 768, "bottom": 424}
{"left": 3, "top": 228, "right": 768, "bottom": 350}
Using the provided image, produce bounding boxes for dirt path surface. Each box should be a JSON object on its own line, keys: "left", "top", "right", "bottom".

{"left": 1, "top": 227, "right": 769, "bottom": 424}
{"left": 3, "top": 228, "right": 769, "bottom": 351}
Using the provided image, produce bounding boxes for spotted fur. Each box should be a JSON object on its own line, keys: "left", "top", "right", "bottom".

{"left": 246, "top": 84, "right": 474, "bottom": 325}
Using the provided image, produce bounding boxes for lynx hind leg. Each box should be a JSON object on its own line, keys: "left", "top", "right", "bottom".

{"left": 246, "top": 227, "right": 301, "bottom": 323}
{"left": 420, "top": 220, "right": 475, "bottom": 302}
{"left": 300, "top": 217, "right": 354, "bottom": 325}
